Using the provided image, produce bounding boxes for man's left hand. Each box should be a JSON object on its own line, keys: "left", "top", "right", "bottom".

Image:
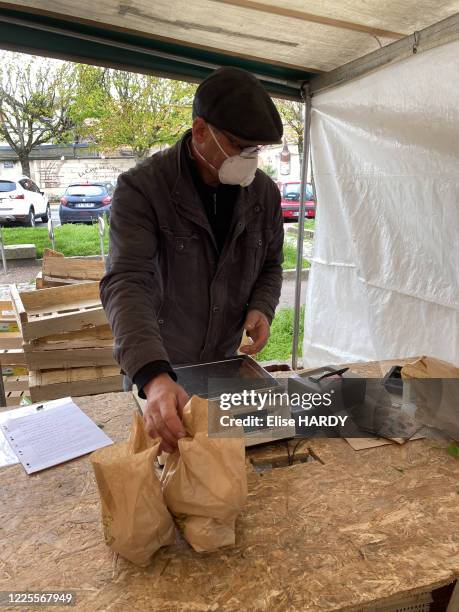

{"left": 239, "top": 309, "right": 270, "bottom": 355}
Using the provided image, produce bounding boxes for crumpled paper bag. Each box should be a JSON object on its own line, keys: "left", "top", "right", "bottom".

{"left": 161, "top": 395, "right": 247, "bottom": 552}
{"left": 91, "top": 411, "right": 175, "bottom": 566}
{"left": 402, "top": 356, "right": 459, "bottom": 439}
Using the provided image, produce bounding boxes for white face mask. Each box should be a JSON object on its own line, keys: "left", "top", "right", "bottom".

{"left": 194, "top": 125, "right": 259, "bottom": 187}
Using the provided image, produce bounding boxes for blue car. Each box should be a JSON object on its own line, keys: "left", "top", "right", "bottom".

{"left": 59, "top": 182, "right": 113, "bottom": 224}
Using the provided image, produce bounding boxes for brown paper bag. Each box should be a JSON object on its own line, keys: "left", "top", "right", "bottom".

{"left": 91, "top": 411, "right": 175, "bottom": 566}
{"left": 161, "top": 395, "right": 247, "bottom": 552}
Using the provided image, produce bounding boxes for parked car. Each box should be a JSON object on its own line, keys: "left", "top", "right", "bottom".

{"left": 59, "top": 182, "right": 113, "bottom": 224}
{"left": 0, "top": 176, "right": 50, "bottom": 226}
{"left": 278, "top": 181, "right": 316, "bottom": 221}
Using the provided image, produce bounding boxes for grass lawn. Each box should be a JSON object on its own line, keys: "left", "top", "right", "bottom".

{"left": 283, "top": 242, "right": 310, "bottom": 270}
{"left": 286, "top": 219, "right": 316, "bottom": 233}
{"left": 2, "top": 224, "right": 109, "bottom": 258}
{"left": 255, "top": 306, "right": 304, "bottom": 362}
{"left": 2, "top": 224, "right": 309, "bottom": 268}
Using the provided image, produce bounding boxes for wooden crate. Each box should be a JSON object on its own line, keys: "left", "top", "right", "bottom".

{"left": 42, "top": 255, "right": 105, "bottom": 281}
{"left": 9, "top": 282, "right": 107, "bottom": 342}
{"left": 23, "top": 326, "right": 116, "bottom": 369}
{"left": 0, "top": 331, "right": 22, "bottom": 349}
{"left": 5, "top": 390, "right": 28, "bottom": 406}
{"left": 36, "top": 271, "right": 94, "bottom": 289}
{"left": 0, "top": 349, "right": 26, "bottom": 366}
{"left": 29, "top": 366, "right": 123, "bottom": 402}
{"left": 3, "top": 375, "right": 29, "bottom": 392}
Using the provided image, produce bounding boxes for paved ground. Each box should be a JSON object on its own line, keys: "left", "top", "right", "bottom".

{"left": 0, "top": 260, "right": 39, "bottom": 295}
{"left": 34, "top": 205, "right": 60, "bottom": 228}
{"left": 279, "top": 277, "right": 308, "bottom": 309}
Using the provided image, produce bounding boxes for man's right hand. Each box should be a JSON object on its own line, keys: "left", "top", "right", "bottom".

{"left": 143, "top": 373, "right": 190, "bottom": 452}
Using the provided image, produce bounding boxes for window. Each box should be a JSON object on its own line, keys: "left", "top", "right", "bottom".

{"left": 65, "top": 185, "right": 105, "bottom": 196}
{"left": 0, "top": 181, "right": 16, "bottom": 192}
{"left": 19, "top": 179, "right": 33, "bottom": 191}
{"left": 282, "top": 182, "right": 315, "bottom": 201}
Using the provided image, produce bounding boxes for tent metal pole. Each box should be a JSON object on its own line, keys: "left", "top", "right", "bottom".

{"left": 310, "top": 12, "right": 459, "bottom": 94}
{"left": 291, "top": 84, "right": 311, "bottom": 371}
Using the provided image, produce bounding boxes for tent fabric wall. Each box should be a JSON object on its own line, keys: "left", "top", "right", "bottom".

{"left": 303, "top": 40, "right": 459, "bottom": 367}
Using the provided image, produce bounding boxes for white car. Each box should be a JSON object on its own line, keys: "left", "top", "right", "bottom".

{"left": 0, "top": 176, "right": 50, "bottom": 227}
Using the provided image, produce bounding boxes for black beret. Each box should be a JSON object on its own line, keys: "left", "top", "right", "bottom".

{"left": 193, "top": 67, "right": 283, "bottom": 145}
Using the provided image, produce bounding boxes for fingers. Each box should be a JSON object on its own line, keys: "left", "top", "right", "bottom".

{"left": 240, "top": 312, "right": 270, "bottom": 355}
{"left": 177, "top": 387, "right": 190, "bottom": 418}
{"left": 244, "top": 309, "right": 259, "bottom": 332}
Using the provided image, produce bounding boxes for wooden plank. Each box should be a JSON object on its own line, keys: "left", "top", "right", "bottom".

{"left": 35, "top": 271, "right": 43, "bottom": 289}
{"left": 42, "top": 256, "right": 105, "bottom": 281}
{"left": 5, "top": 390, "right": 26, "bottom": 406}
{"left": 0, "top": 332, "right": 23, "bottom": 349}
{"left": 25, "top": 347, "right": 116, "bottom": 370}
{"left": 8, "top": 284, "right": 26, "bottom": 335}
{"left": 9, "top": 282, "right": 106, "bottom": 341}
{"left": 17, "top": 281, "right": 101, "bottom": 313}
{"left": 0, "top": 299, "right": 14, "bottom": 312}
{"left": 41, "top": 276, "right": 93, "bottom": 288}
{"left": 0, "top": 349, "right": 26, "bottom": 366}
{"left": 3, "top": 376, "right": 29, "bottom": 392}
{"left": 1, "top": 388, "right": 458, "bottom": 610}
{"left": 28, "top": 366, "right": 123, "bottom": 401}
{"left": 20, "top": 307, "right": 107, "bottom": 342}
{"left": 24, "top": 325, "right": 113, "bottom": 351}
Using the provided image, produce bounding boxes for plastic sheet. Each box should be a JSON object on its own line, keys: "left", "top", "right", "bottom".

{"left": 303, "top": 41, "right": 459, "bottom": 367}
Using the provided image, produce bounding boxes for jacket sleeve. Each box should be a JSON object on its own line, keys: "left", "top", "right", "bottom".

{"left": 247, "top": 185, "right": 284, "bottom": 324}
{"left": 100, "top": 168, "right": 170, "bottom": 381}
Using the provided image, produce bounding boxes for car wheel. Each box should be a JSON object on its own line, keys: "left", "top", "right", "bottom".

{"left": 25, "top": 207, "right": 35, "bottom": 228}
{"left": 41, "top": 204, "right": 51, "bottom": 222}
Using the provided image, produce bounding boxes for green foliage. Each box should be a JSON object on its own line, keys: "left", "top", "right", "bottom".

{"left": 447, "top": 442, "right": 459, "bottom": 459}
{"left": 255, "top": 306, "right": 305, "bottom": 362}
{"left": 72, "top": 69, "right": 196, "bottom": 158}
{"left": 282, "top": 242, "right": 310, "bottom": 270}
{"left": 0, "top": 52, "right": 75, "bottom": 173}
{"left": 274, "top": 98, "right": 304, "bottom": 159}
{"left": 259, "top": 162, "right": 277, "bottom": 179}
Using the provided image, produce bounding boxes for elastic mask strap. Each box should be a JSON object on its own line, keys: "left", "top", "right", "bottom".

{"left": 208, "top": 125, "right": 229, "bottom": 159}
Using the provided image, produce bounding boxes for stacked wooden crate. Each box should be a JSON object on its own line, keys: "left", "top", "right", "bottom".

{"left": 0, "top": 298, "right": 29, "bottom": 405}
{"left": 36, "top": 249, "right": 105, "bottom": 288}
{"left": 9, "top": 280, "right": 122, "bottom": 402}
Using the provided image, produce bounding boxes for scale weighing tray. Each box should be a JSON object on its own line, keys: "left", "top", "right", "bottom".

{"left": 173, "top": 355, "right": 294, "bottom": 446}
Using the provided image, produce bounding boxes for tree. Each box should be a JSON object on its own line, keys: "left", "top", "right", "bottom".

{"left": 0, "top": 52, "right": 75, "bottom": 176}
{"left": 75, "top": 70, "right": 196, "bottom": 159}
{"left": 275, "top": 99, "right": 305, "bottom": 162}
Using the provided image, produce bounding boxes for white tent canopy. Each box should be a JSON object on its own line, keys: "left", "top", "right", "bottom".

{"left": 304, "top": 40, "right": 459, "bottom": 367}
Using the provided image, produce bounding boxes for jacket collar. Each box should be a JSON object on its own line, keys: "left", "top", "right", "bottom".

{"left": 170, "top": 130, "right": 263, "bottom": 234}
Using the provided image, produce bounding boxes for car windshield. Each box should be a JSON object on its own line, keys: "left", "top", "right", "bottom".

{"left": 282, "top": 183, "right": 315, "bottom": 201}
{"left": 66, "top": 185, "right": 105, "bottom": 196}
{"left": 0, "top": 181, "right": 16, "bottom": 192}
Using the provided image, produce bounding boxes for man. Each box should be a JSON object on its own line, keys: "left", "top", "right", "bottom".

{"left": 100, "top": 67, "right": 284, "bottom": 452}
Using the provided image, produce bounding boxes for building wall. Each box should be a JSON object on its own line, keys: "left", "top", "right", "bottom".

{"left": 1, "top": 156, "right": 137, "bottom": 198}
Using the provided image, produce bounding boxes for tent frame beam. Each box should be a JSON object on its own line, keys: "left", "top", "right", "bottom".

{"left": 310, "top": 12, "right": 459, "bottom": 94}
{"left": 214, "top": 0, "right": 404, "bottom": 40}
